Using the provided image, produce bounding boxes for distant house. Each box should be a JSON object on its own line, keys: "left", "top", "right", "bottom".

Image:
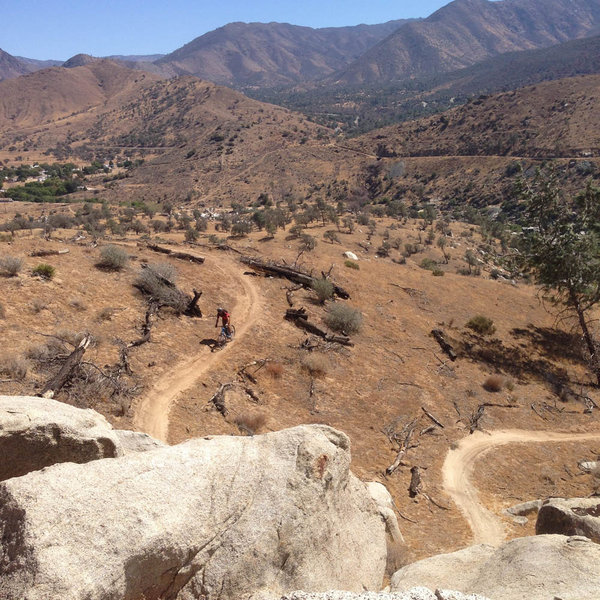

{"left": 0, "top": 197, "right": 14, "bottom": 203}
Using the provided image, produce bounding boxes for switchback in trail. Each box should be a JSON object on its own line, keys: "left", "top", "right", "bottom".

{"left": 133, "top": 253, "right": 260, "bottom": 442}
{"left": 442, "top": 429, "right": 600, "bottom": 546}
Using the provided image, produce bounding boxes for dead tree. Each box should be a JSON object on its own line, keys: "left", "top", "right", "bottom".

{"left": 409, "top": 466, "right": 423, "bottom": 498}
{"left": 242, "top": 256, "right": 350, "bottom": 299}
{"left": 285, "top": 308, "right": 353, "bottom": 346}
{"left": 431, "top": 329, "right": 457, "bottom": 361}
{"left": 40, "top": 334, "right": 93, "bottom": 398}
{"left": 144, "top": 243, "right": 205, "bottom": 264}
{"left": 385, "top": 418, "right": 419, "bottom": 476}
{"left": 184, "top": 289, "right": 203, "bottom": 317}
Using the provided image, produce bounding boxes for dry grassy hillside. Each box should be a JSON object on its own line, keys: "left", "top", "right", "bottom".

{"left": 354, "top": 75, "right": 600, "bottom": 158}
{"left": 1, "top": 203, "right": 599, "bottom": 564}
{"left": 0, "top": 60, "right": 161, "bottom": 132}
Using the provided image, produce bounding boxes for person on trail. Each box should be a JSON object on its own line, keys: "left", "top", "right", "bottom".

{"left": 215, "top": 307, "right": 232, "bottom": 339}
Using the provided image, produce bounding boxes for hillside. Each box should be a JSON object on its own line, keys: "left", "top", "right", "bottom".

{"left": 0, "top": 48, "right": 32, "bottom": 81}
{"left": 333, "top": 0, "right": 600, "bottom": 85}
{"left": 354, "top": 75, "right": 600, "bottom": 159}
{"left": 254, "top": 33, "right": 600, "bottom": 135}
{"left": 0, "top": 60, "right": 161, "bottom": 132}
{"left": 154, "top": 20, "right": 412, "bottom": 88}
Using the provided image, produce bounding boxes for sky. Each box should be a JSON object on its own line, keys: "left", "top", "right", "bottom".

{"left": 1, "top": 0, "right": 455, "bottom": 60}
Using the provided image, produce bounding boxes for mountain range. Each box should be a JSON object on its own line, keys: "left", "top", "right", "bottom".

{"left": 3, "top": 0, "right": 600, "bottom": 91}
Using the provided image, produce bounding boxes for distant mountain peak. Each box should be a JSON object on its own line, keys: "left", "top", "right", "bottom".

{"left": 63, "top": 54, "right": 99, "bottom": 68}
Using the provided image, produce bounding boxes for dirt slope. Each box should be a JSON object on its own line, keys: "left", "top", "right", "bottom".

{"left": 443, "top": 429, "right": 600, "bottom": 545}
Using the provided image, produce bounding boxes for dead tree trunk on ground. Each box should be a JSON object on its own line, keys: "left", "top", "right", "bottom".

{"left": 285, "top": 308, "right": 353, "bottom": 346}
{"left": 385, "top": 418, "right": 419, "bottom": 476}
{"left": 431, "top": 329, "right": 457, "bottom": 361}
{"left": 40, "top": 334, "right": 92, "bottom": 398}
{"left": 143, "top": 243, "right": 205, "bottom": 264}
{"left": 242, "top": 256, "right": 350, "bottom": 299}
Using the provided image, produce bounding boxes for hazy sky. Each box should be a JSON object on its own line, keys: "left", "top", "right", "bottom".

{"left": 2, "top": 0, "right": 455, "bottom": 60}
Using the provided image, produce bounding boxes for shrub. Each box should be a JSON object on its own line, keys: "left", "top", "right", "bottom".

{"left": 466, "top": 315, "right": 496, "bottom": 336}
{"left": 96, "top": 306, "right": 116, "bottom": 322}
{"left": 0, "top": 256, "right": 24, "bottom": 276}
{"left": 302, "top": 354, "right": 329, "bottom": 377}
{"left": 420, "top": 258, "right": 438, "bottom": 271}
{"left": 431, "top": 267, "right": 445, "bottom": 276}
{"left": 32, "top": 263, "right": 55, "bottom": 279}
{"left": 265, "top": 361, "right": 284, "bottom": 379}
{"left": 483, "top": 375, "right": 504, "bottom": 392}
{"left": 30, "top": 298, "right": 48, "bottom": 313}
{"left": 134, "top": 263, "right": 188, "bottom": 313}
{"left": 234, "top": 412, "right": 267, "bottom": 436}
{"left": 0, "top": 356, "right": 29, "bottom": 380}
{"left": 325, "top": 304, "right": 363, "bottom": 334}
{"left": 344, "top": 260, "right": 359, "bottom": 270}
{"left": 69, "top": 297, "right": 87, "bottom": 311}
{"left": 185, "top": 227, "right": 199, "bottom": 242}
{"left": 96, "top": 245, "right": 129, "bottom": 271}
{"left": 312, "top": 278, "right": 334, "bottom": 304}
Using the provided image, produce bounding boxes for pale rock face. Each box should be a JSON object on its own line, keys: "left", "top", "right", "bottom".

{"left": 114, "top": 429, "right": 167, "bottom": 454}
{"left": 273, "top": 589, "right": 489, "bottom": 600}
{"left": 0, "top": 395, "right": 122, "bottom": 481}
{"left": 366, "top": 482, "right": 403, "bottom": 542}
{"left": 0, "top": 425, "right": 387, "bottom": 600}
{"left": 343, "top": 251, "right": 359, "bottom": 261}
{"left": 536, "top": 497, "right": 600, "bottom": 543}
{"left": 391, "top": 535, "right": 600, "bottom": 600}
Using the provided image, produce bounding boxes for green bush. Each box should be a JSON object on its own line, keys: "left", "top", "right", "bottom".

{"left": 420, "top": 258, "right": 438, "bottom": 271}
{"left": 32, "top": 263, "right": 55, "bottom": 280}
{"left": 325, "top": 304, "right": 363, "bottom": 334}
{"left": 344, "top": 260, "right": 359, "bottom": 270}
{"left": 97, "top": 245, "right": 129, "bottom": 271}
{"left": 312, "top": 278, "right": 334, "bottom": 304}
{"left": 466, "top": 315, "right": 496, "bottom": 336}
{"left": 431, "top": 268, "right": 445, "bottom": 276}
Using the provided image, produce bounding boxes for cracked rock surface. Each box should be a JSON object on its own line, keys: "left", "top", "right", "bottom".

{"left": 0, "top": 424, "right": 386, "bottom": 600}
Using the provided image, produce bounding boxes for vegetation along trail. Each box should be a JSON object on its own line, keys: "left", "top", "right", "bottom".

{"left": 443, "top": 429, "right": 600, "bottom": 546}
{"left": 133, "top": 253, "right": 260, "bottom": 442}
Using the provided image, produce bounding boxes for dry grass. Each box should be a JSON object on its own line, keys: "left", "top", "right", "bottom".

{"left": 385, "top": 539, "right": 410, "bottom": 579}
{"left": 69, "top": 297, "right": 88, "bottom": 312}
{"left": 483, "top": 374, "right": 504, "bottom": 392}
{"left": 233, "top": 412, "right": 266, "bottom": 435}
{"left": 30, "top": 298, "right": 48, "bottom": 313}
{"left": 96, "top": 306, "right": 116, "bottom": 322}
{"left": 324, "top": 303, "right": 363, "bottom": 334}
{"left": 0, "top": 302, "right": 5, "bottom": 319}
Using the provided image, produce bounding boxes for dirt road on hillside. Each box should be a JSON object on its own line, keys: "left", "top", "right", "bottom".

{"left": 133, "top": 254, "right": 260, "bottom": 442}
{"left": 442, "top": 429, "right": 600, "bottom": 546}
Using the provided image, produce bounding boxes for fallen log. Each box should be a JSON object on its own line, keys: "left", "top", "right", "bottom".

{"left": 385, "top": 418, "right": 418, "bottom": 476}
{"left": 40, "top": 334, "right": 92, "bottom": 398}
{"left": 144, "top": 243, "right": 205, "bottom": 264}
{"left": 431, "top": 329, "right": 457, "bottom": 361}
{"left": 284, "top": 309, "right": 353, "bottom": 346}
{"left": 421, "top": 406, "right": 445, "bottom": 429}
{"left": 409, "top": 466, "right": 422, "bottom": 498}
{"left": 30, "top": 249, "right": 69, "bottom": 257}
{"left": 242, "top": 256, "right": 350, "bottom": 299}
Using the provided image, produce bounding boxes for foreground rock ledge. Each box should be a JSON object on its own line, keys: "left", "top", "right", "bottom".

{"left": 0, "top": 425, "right": 386, "bottom": 600}
{"left": 391, "top": 534, "right": 600, "bottom": 600}
{"left": 0, "top": 394, "right": 122, "bottom": 481}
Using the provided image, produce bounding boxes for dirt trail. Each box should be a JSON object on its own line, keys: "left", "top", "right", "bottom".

{"left": 442, "top": 429, "right": 600, "bottom": 546}
{"left": 133, "top": 254, "right": 260, "bottom": 442}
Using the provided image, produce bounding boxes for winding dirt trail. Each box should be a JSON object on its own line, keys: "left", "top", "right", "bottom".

{"left": 133, "top": 254, "right": 260, "bottom": 442}
{"left": 442, "top": 429, "right": 600, "bottom": 546}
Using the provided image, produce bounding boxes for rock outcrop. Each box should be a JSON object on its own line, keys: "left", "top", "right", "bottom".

{"left": 114, "top": 429, "right": 166, "bottom": 454}
{"left": 366, "top": 482, "right": 403, "bottom": 543}
{"left": 0, "top": 395, "right": 121, "bottom": 481}
{"left": 275, "top": 590, "right": 489, "bottom": 600}
{"left": 536, "top": 497, "right": 600, "bottom": 543}
{"left": 391, "top": 535, "right": 600, "bottom": 600}
{"left": 0, "top": 425, "right": 386, "bottom": 600}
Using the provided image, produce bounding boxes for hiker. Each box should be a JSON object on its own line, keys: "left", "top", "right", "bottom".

{"left": 215, "top": 307, "right": 232, "bottom": 339}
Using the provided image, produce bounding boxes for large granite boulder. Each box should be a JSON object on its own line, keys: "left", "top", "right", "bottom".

{"left": 0, "top": 395, "right": 122, "bottom": 481}
{"left": 391, "top": 535, "right": 600, "bottom": 600}
{"left": 536, "top": 497, "right": 600, "bottom": 543}
{"left": 274, "top": 590, "right": 489, "bottom": 600}
{"left": 0, "top": 425, "right": 386, "bottom": 600}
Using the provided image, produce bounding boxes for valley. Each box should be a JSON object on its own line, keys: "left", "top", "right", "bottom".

{"left": 1, "top": 1, "right": 600, "bottom": 599}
